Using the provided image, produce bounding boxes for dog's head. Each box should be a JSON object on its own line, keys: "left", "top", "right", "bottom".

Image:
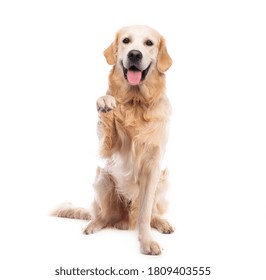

{"left": 104, "top": 25, "right": 172, "bottom": 86}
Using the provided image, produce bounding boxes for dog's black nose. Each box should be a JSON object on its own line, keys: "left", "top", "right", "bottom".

{"left": 127, "top": 50, "right": 143, "bottom": 62}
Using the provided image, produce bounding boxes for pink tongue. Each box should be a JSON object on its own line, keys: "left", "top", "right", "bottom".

{"left": 127, "top": 70, "right": 142, "bottom": 85}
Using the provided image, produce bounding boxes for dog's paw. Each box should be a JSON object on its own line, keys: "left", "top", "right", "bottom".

{"left": 82, "top": 220, "right": 104, "bottom": 235}
{"left": 140, "top": 240, "right": 162, "bottom": 255}
{"left": 96, "top": 95, "right": 116, "bottom": 113}
{"left": 151, "top": 217, "right": 175, "bottom": 234}
{"left": 113, "top": 220, "right": 129, "bottom": 230}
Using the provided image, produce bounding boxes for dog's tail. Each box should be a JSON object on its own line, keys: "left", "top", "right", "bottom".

{"left": 51, "top": 202, "right": 91, "bottom": 220}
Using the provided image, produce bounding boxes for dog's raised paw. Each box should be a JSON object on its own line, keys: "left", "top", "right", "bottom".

{"left": 96, "top": 95, "right": 116, "bottom": 113}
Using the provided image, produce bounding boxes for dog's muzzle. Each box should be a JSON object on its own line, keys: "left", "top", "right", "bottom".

{"left": 122, "top": 50, "right": 151, "bottom": 86}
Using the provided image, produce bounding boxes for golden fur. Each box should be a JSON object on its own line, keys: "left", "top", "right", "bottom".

{"left": 52, "top": 25, "right": 174, "bottom": 255}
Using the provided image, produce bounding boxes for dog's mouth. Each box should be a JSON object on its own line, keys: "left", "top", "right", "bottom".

{"left": 122, "top": 63, "right": 151, "bottom": 86}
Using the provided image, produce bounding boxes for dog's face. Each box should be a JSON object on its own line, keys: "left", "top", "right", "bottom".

{"left": 104, "top": 25, "right": 172, "bottom": 86}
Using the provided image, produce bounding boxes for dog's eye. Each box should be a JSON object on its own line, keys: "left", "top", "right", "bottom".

{"left": 145, "top": 40, "right": 153, "bottom": 46}
{"left": 122, "top": 38, "right": 130, "bottom": 44}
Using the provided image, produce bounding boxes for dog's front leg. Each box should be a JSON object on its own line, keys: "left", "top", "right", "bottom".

{"left": 138, "top": 148, "right": 162, "bottom": 255}
{"left": 96, "top": 95, "right": 117, "bottom": 158}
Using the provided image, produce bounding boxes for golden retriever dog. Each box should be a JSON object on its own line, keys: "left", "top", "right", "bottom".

{"left": 53, "top": 25, "right": 174, "bottom": 255}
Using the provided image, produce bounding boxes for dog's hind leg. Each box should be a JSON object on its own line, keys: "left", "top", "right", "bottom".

{"left": 151, "top": 169, "right": 175, "bottom": 234}
{"left": 83, "top": 166, "right": 128, "bottom": 234}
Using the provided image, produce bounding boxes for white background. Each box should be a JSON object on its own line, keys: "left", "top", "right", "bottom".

{"left": 0, "top": 0, "right": 265, "bottom": 279}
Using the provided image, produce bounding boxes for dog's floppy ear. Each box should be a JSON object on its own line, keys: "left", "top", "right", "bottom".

{"left": 103, "top": 33, "right": 118, "bottom": 65}
{"left": 157, "top": 36, "right": 172, "bottom": 73}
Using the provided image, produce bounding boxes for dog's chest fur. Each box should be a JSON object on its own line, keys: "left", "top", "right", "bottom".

{"left": 106, "top": 97, "right": 170, "bottom": 202}
{"left": 115, "top": 98, "right": 169, "bottom": 152}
